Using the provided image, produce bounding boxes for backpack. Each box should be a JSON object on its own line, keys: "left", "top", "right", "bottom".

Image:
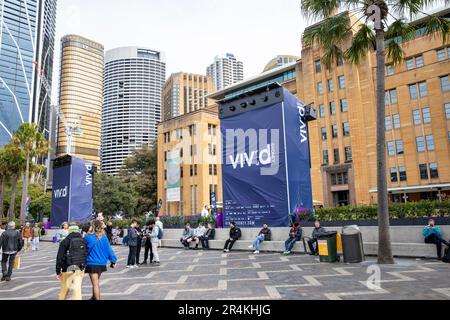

{"left": 443, "top": 246, "right": 450, "bottom": 263}
{"left": 157, "top": 227, "right": 163, "bottom": 240}
{"left": 65, "top": 237, "right": 87, "bottom": 267}
{"left": 40, "top": 228, "right": 46, "bottom": 236}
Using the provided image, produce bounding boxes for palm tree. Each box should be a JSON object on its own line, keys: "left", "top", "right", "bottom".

{"left": 0, "top": 148, "right": 8, "bottom": 218}
{"left": 12, "top": 123, "right": 50, "bottom": 224}
{"left": 301, "top": 0, "right": 449, "bottom": 263}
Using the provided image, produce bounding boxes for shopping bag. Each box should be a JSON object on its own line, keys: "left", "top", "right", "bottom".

{"left": 13, "top": 256, "right": 21, "bottom": 270}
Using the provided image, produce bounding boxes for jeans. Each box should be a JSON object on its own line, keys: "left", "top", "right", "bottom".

{"left": 32, "top": 237, "right": 40, "bottom": 251}
{"left": 59, "top": 270, "right": 84, "bottom": 300}
{"left": 1, "top": 253, "right": 16, "bottom": 277}
{"left": 224, "top": 239, "right": 237, "bottom": 250}
{"left": 307, "top": 238, "right": 318, "bottom": 254}
{"left": 253, "top": 234, "right": 265, "bottom": 251}
{"left": 143, "top": 238, "right": 153, "bottom": 263}
{"left": 425, "top": 234, "right": 449, "bottom": 259}
{"left": 285, "top": 237, "right": 298, "bottom": 252}
{"left": 151, "top": 241, "right": 159, "bottom": 262}
{"left": 201, "top": 237, "right": 210, "bottom": 248}
{"left": 136, "top": 239, "right": 142, "bottom": 263}
{"left": 127, "top": 245, "right": 137, "bottom": 265}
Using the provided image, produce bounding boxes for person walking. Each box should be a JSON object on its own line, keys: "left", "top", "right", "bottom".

{"left": 21, "top": 222, "right": 33, "bottom": 253}
{"left": 223, "top": 221, "right": 241, "bottom": 253}
{"left": 148, "top": 219, "right": 161, "bottom": 266}
{"left": 127, "top": 220, "right": 139, "bottom": 268}
{"left": 105, "top": 221, "right": 113, "bottom": 244}
{"left": 58, "top": 222, "right": 69, "bottom": 242}
{"left": 248, "top": 223, "right": 271, "bottom": 254}
{"left": 201, "top": 223, "right": 215, "bottom": 249}
{"left": 31, "top": 223, "right": 41, "bottom": 251}
{"left": 0, "top": 221, "right": 24, "bottom": 281}
{"left": 84, "top": 220, "right": 117, "bottom": 300}
{"left": 284, "top": 222, "right": 303, "bottom": 255}
{"left": 55, "top": 224, "right": 87, "bottom": 300}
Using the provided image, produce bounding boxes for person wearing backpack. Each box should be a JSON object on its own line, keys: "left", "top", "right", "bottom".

{"left": 0, "top": 221, "right": 24, "bottom": 282}
{"left": 85, "top": 220, "right": 117, "bottom": 300}
{"left": 223, "top": 221, "right": 241, "bottom": 253}
{"left": 148, "top": 219, "right": 160, "bottom": 266}
{"left": 55, "top": 224, "right": 87, "bottom": 300}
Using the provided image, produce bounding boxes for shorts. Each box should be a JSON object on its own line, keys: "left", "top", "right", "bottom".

{"left": 85, "top": 265, "right": 107, "bottom": 274}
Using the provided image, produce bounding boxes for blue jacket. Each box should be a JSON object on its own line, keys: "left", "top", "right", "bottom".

{"left": 423, "top": 226, "right": 442, "bottom": 239}
{"left": 85, "top": 233, "right": 117, "bottom": 266}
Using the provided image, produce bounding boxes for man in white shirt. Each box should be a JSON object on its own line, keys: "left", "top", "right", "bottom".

{"left": 201, "top": 206, "right": 209, "bottom": 218}
{"left": 192, "top": 223, "right": 206, "bottom": 250}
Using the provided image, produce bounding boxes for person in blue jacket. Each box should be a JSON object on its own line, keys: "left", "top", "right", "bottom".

{"left": 85, "top": 220, "right": 117, "bottom": 300}
{"left": 423, "top": 219, "right": 449, "bottom": 260}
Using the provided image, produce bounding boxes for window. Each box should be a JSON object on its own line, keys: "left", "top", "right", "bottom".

{"left": 331, "top": 172, "right": 348, "bottom": 185}
{"left": 190, "top": 144, "right": 197, "bottom": 156}
{"left": 387, "top": 141, "right": 395, "bottom": 156}
{"left": 208, "top": 124, "right": 217, "bottom": 135}
{"left": 437, "top": 48, "right": 446, "bottom": 61}
{"left": 399, "top": 166, "right": 407, "bottom": 181}
{"left": 386, "top": 64, "right": 394, "bottom": 76}
{"left": 344, "top": 146, "right": 352, "bottom": 161}
{"left": 317, "top": 82, "right": 323, "bottom": 94}
{"left": 406, "top": 58, "right": 414, "bottom": 70}
{"left": 176, "top": 128, "right": 183, "bottom": 140}
{"left": 180, "top": 167, "right": 183, "bottom": 178}
{"left": 430, "top": 163, "right": 439, "bottom": 179}
{"left": 416, "top": 136, "right": 425, "bottom": 152}
{"left": 422, "top": 108, "right": 431, "bottom": 124}
{"left": 342, "top": 122, "right": 350, "bottom": 136}
{"left": 412, "top": 110, "right": 421, "bottom": 125}
{"left": 419, "top": 81, "right": 427, "bottom": 97}
{"left": 333, "top": 148, "right": 340, "bottom": 163}
{"left": 331, "top": 124, "right": 338, "bottom": 138}
{"left": 189, "top": 124, "right": 196, "bottom": 136}
{"left": 396, "top": 140, "right": 404, "bottom": 154}
{"left": 315, "top": 60, "right": 321, "bottom": 73}
{"left": 389, "top": 89, "right": 398, "bottom": 104}
{"left": 409, "top": 84, "right": 418, "bottom": 100}
{"left": 338, "top": 75, "right": 346, "bottom": 89}
{"left": 393, "top": 114, "right": 400, "bottom": 129}
{"left": 164, "top": 170, "right": 167, "bottom": 180}
{"left": 385, "top": 116, "right": 392, "bottom": 130}
{"left": 419, "top": 164, "right": 428, "bottom": 180}
{"left": 426, "top": 135, "right": 435, "bottom": 151}
{"left": 321, "top": 127, "right": 327, "bottom": 140}
{"left": 415, "top": 55, "right": 424, "bottom": 68}
{"left": 440, "top": 75, "right": 450, "bottom": 92}
{"left": 323, "top": 150, "right": 329, "bottom": 165}
{"left": 208, "top": 144, "right": 212, "bottom": 155}
{"left": 164, "top": 151, "right": 167, "bottom": 161}
{"left": 446, "top": 103, "right": 450, "bottom": 119}
{"left": 337, "top": 56, "right": 344, "bottom": 66}
{"left": 340, "top": 98, "right": 348, "bottom": 112}
{"left": 180, "top": 148, "right": 183, "bottom": 158}
{"left": 329, "top": 101, "right": 336, "bottom": 115}
{"left": 390, "top": 167, "right": 398, "bottom": 182}
{"left": 328, "top": 79, "right": 334, "bottom": 92}
{"left": 319, "top": 104, "right": 325, "bottom": 118}
{"left": 190, "top": 165, "right": 194, "bottom": 176}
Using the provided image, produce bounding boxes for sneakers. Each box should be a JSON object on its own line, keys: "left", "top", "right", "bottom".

{"left": 253, "top": 250, "right": 260, "bottom": 254}
{"left": 1, "top": 276, "right": 5, "bottom": 281}
{"left": 283, "top": 251, "right": 291, "bottom": 255}
{"left": 223, "top": 249, "right": 229, "bottom": 253}
{"left": 126, "top": 265, "right": 131, "bottom": 268}
{"left": 248, "top": 245, "right": 253, "bottom": 248}
{"left": 5, "top": 276, "right": 11, "bottom": 281}
{"left": 133, "top": 264, "right": 139, "bottom": 268}
{"left": 152, "top": 261, "right": 160, "bottom": 266}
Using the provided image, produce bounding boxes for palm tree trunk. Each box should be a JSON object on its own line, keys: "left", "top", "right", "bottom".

{"left": 375, "top": 28, "right": 394, "bottom": 264}
{"left": 20, "top": 152, "right": 30, "bottom": 224}
{"left": 0, "top": 176, "right": 4, "bottom": 218}
{"left": 8, "top": 175, "right": 18, "bottom": 222}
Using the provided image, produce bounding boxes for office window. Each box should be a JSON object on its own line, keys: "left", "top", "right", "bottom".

{"left": 446, "top": 103, "right": 450, "bottom": 119}
{"left": 422, "top": 108, "right": 431, "bottom": 124}
{"left": 430, "top": 163, "right": 439, "bottom": 179}
{"left": 338, "top": 75, "right": 346, "bottom": 89}
{"left": 180, "top": 148, "right": 183, "bottom": 158}
{"left": 190, "top": 165, "right": 193, "bottom": 176}
{"left": 340, "top": 98, "right": 348, "bottom": 112}
{"left": 437, "top": 48, "right": 446, "bottom": 61}
{"left": 194, "top": 164, "right": 197, "bottom": 176}
{"left": 342, "top": 122, "right": 350, "bottom": 136}
{"left": 396, "top": 140, "right": 404, "bottom": 154}
{"left": 315, "top": 60, "right": 321, "bottom": 73}
{"left": 386, "top": 64, "right": 394, "bottom": 76}
{"left": 321, "top": 127, "right": 327, "bottom": 140}
{"left": 426, "top": 135, "right": 435, "bottom": 151}
{"left": 409, "top": 84, "right": 418, "bottom": 100}
{"left": 329, "top": 101, "right": 336, "bottom": 115}
{"left": 164, "top": 151, "right": 167, "bottom": 161}
{"left": 164, "top": 170, "right": 167, "bottom": 180}
{"left": 416, "top": 136, "right": 425, "bottom": 152}
{"left": 213, "top": 164, "right": 217, "bottom": 176}
{"left": 180, "top": 166, "right": 183, "bottom": 178}
{"left": 441, "top": 75, "right": 450, "bottom": 92}
{"left": 419, "top": 164, "right": 428, "bottom": 180}
{"left": 385, "top": 91, "right": 389, "bottom": 105}
{"left": 317, "top": 82, "right": 323, "bottom": 94}
{"left": 415, "top": 55, "right": 424, "bottom": 68}
{"left": 209, "top": 164, "right": 213, "bottom": 175}
{"left": 337, "top": 56, "right": 344, "bottom": 66}
{"left": 333, "top": 148, "right": 340, "bottom": 163}
{"left": 385, "top": 116, "right": 392, "bottom": 130}
{"left": 406, "top": 58, "right": 414, "bottom": 70}
{"left": 419, "top": 81, "right": 427, "bottom": 97}
{"left": 208, "top": 144, "right": 212, "bottom": 155}
{"left": 448, "top": 131, "right": 450, "bottom": 143}
{"left": 412, "top": 110, "right": 421, "bottom": 125}
{"left": 390, "top": 167, "right": 398, "bottom": 182}
{"left": 399, "top": 166, "right": 407, "bottom": 181}
{"left": 389, "top": 89, "right": 398, "bottom": 104}
{"left": 328, "top": 79, "right": 334, "bottom": 92}
{"left": 392, "top": 114, "right": 400, "bottom": 129}
{"left": 323, "top": 150, "right": 329, "bottom": 165}
{"left": 331, "top": 124, "right": 338, "bottom": 138}
{"left": 344, "top": 146, "right": 352, "bottom": 161}
{"left": 387, "top": 141, "right": 395, "bottom": 156}
{"left": 319, "top": 104, "right": 325, "bottom": 118}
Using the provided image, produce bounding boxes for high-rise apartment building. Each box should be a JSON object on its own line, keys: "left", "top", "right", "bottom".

{"left": 162, "top": 72, "right": 214, "bottom": 121}
{"left": 56, "top": 35, "right": 104, "bottom": 167}
{"left": 206, "top": 53, "right": 243, "bottom": 91}
{"left": 0, "top": 0, "right": 57, "bottom": 147}
{"left": 101, "top": 46, "right": 165, "bottom": 175}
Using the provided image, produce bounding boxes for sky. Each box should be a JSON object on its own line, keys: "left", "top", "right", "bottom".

{"left": 51, "top": 0, "right": 308, "bottom": 100}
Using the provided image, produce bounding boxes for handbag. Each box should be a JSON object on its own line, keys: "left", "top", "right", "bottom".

{"left": 13, "top": 255, "right": 21, "bottom": 270}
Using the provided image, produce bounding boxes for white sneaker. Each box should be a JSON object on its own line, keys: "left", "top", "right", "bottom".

{"left": 253, "top": 251, "right": 260, "bottom": 254}
{"left": 133, "top": 265, "right": 139, "bottom": 268}
{"left": 248, "top": 245, "right": 253, "bottom": 248}
{"left": 126, "top": 265, "right": 131, "bottom": 268}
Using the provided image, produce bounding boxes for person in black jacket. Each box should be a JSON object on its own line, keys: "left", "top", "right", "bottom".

{"left": 135, "top": 222, "right": 143, "bottom": 264}
{"left": 201, "top": 223, "right": 216, "bottom": 249}
{"left": 223, "top": 221, "right": 241, "bottom": 252}
{"left": 127, "top": 220, "right": 139, "bottom": 268}
{"left": 284, "top": 222, "right": 303, "bottom": 255}
{"left": 248, "top": 223, "right": 271, "bottom": 254}
{"left": 141, "top": 222, "right": 153, "bottom": 264}
{"left": 307, "top": 221, "right": 326, "bottom": 256}
{"left": 0, "top": 221, "right": 23, "bottom": 281}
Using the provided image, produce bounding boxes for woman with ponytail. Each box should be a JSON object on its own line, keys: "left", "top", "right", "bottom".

{"left": 85, "top": 220, "right": 117, "bottom": 300}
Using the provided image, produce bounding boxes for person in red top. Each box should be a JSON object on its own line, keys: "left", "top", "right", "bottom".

{"left": 21, "top": 222, "right": 33, "bottom": 253}
{"left": 284, "top": 222, "right": 303, "bottom": 255}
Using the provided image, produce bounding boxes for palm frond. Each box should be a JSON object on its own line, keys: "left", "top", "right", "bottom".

{"left": 344, "top": 24, "right": 376, "bottom": 65}
{"left": 389, "top": 0, "right": 430, "bottom": 18}
{"left": 301, "top": 0, "right": 342, "bottom": 19}
{"left": 386, "top": 40, "right": 405, "bottom": 65}
{"left": 423, "top": 15, "right": 450, "bottom": 44}
{"left": 385, "top": 19, "right": 416, "bottom": 42}
{"left": 303, "top": 13, "right": 351, "bottom": 48}
{"left": 322, "top": 44, "right": 345, "bottom": 69}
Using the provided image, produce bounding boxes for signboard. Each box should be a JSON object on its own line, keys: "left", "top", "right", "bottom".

{"left": 166, "top": 151, "right": 181, "bottom": 202}
{"left": 210, "top": 192, "right": 217, "bottom": 218}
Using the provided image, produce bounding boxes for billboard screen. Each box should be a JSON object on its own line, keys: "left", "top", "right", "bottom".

{"left": 166, "top": 151, "right": 181, "bottom": 202}
{"left": 50, "top": 162, "right": 71, "bottom": 227}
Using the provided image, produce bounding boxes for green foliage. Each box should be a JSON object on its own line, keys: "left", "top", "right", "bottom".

{"left": 28, "top": 192, "right": 51, "bottom": 220}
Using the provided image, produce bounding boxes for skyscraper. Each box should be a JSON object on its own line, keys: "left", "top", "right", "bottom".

{"left": 56, "top": 35, "right": 104, "bottom": 167}
{"left": 162, "top": 72, "right": 214, "bottom": 121}
{"left": 206, "top": 53, "right": 243, "bottom": 91}
{"left": 101, "top": 46, "right": 165, "bottom": 175}
{"left": 0, "top": 0, "right": 57, "bottom": 147}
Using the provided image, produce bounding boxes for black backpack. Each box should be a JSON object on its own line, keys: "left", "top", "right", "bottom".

{"left": 65, "top": 237, "right": 87, "bottom": 267}
{"left": 40, "top": 228, "right": 46, "bottom": 236}
{"left": 443, "top": 246, "right": 450, "bottom": 263}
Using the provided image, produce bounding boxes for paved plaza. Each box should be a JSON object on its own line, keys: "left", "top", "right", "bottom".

{"left": 0, "top": 242, "right": 449, "bottom": 300}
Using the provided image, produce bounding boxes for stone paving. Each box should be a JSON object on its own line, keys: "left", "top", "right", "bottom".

{"left": 0, "top": 242, "right": 449, "bottom": 300}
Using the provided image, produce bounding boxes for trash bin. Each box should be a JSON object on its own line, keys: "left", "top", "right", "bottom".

{"left": 341, "top": 225, "right": 365, "bottom": 263}
{"left": 317, "top": 231, "right": 339, "bottom": 262}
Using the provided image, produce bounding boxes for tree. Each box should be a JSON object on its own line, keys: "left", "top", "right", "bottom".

{"left": 0, "top": 148, "right": 8, "bottom": 218}
{"left": 301, "top": 0, "right": 449, "bottom": 263}
{"left": 13, "top": 123, "right": 50, "bottom": 224}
